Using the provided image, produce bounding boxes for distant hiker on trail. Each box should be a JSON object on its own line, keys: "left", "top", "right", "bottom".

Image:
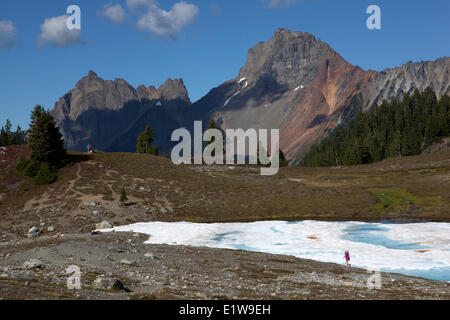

{"left": 87, "top": 144, "right": 94, "bottom": 153}
{"left": 344, "top": 250, "right": 351, "bottom": 267}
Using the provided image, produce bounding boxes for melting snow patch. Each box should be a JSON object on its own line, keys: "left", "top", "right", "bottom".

{"left": 155, "top": 101, "right": 162, "bottom": 106}
{"left": 238, "top": 77, "right": 246, "bottom": 84}
{"left": 102, "top": 220, "right": 450, "bottom": 281}
{"left": 294, "top": 85, "right": 304, "bottom": 91}
{"left": 224, "top": 91, "right": 241, "bottom": 107}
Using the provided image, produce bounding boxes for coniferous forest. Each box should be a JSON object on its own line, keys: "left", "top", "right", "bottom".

{"left": 301, "top": 88, "right": 450, "bottom": 167}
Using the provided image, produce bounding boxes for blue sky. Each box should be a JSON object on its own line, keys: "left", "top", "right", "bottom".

{"left": 0, "top": 0, "right": 449, "bottom": 129}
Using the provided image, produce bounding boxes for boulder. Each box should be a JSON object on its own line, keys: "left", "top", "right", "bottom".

{"left": 144, "top": 252, "right": 155, "bottom": 259}
{"left": 28, "top": 227, "right": 42, "bottom": 238}
{"left": 95, "top": 221, "right": 113, "bottom": 229}
{"left": 93, "top": 277, "right": 130, "bottom": 292}
{"left": 23, "top": 258, "right": 43, "bottom": 270}
{"left": 120, "top": 259, "right": 133, "bottom": 265}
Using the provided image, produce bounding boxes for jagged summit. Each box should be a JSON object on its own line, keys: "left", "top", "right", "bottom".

{"left": 87, "top": 70, "right": 98, "bottom": 77}
{"left": 135, "top": 78, "right": 191, "bottom": 104}
{"left": 237, "top": 28, "right": 348, "bottom": 92}
{"left": 55, "top": 71, "right": 191, "bottom": 121}
{"left": 50, "top": 70, "right": 192, "bottom": 153}
{"left": 157, "top": 78, "right": 191, "bottom": 104}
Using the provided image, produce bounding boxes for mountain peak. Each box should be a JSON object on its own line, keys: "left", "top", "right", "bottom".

{"left": 238, "top": 27, "right": 339, "bottom": 90}
{"left": 157, "top": 78, "right": 191, "bottom": 104}
{"left": 135, "top": 78, "right": 190, "bottom": 104}
{"left": 76, "top": 70, "right": 103, "bottom": 89}
{"left": 273, "top": 28, "right": 313, "bottom": 39}
{"left": 87, "top": 70, "right": 98, "bottom": 78}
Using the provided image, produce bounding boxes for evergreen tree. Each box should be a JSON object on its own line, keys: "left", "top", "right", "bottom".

{"left": 279, "top": 149, "right": 289, "bottom": 167}
{"left": 28, "top": 105, "right": 66, "bottom": 167}
{"left": 208, "top": 119, "right": 220, "bottom": 130}
{"left": 0, "top": 127, "right": 8, "bottom": 147}
{"left": 358, "top": 142, "right": 372, "bottom": 164}
{"left": 136, "top": 125, "right": 158, "bottom": 155}
{"left": 206, "top": 119, "right": 224, "bottom": 157}
{"left": 12, "top": 125, "right": 23, "bottom": 145}
{"left": 120, "top": 188, "right": 128, "bottom": 203}
{"left": 301, "top": 88, "right": 450, "bottom": 167}
{"left": 0, "top": 119, "right": 13, "bottom": 146}
{"left": 5, "top": 120, "right": 12, "bottom": 140}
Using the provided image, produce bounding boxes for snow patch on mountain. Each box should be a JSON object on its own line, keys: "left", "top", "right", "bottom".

{"left": 224, "top": 91, "right": 241, "bottom": 107}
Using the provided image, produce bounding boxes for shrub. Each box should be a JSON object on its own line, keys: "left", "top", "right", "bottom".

{"left": 14, "top": 156, "right": 28, "bottom": 174}
{"left": 120, "top": 188, "right": 128, "bottom": 203}
{"left": 24, "top": 159, "right": 41, "bottom": 178}
{"left": 33, "top": 162, "right": 57, "bottom": 185}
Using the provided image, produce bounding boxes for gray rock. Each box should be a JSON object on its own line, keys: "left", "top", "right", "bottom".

{"left": 93, "top": 277, "right": 130, "bottom": 292}
{"left": 47, "top": 226, "right": 55, "bottom": 232}
{"left": 81, "top": 201, "right": 96, "bottom": 208}
{"left": 144, "top": 252, "right": 155, "bottom": 259}
{"left": 28, "top": 227, "right": 42, "bottom": 238}
{"left": 120, "top": 259, "right": 133, "bottom": 266}
{"left": 95, "top": 221, "right": 113, "bottom": 229}
{"left": 108, "top": 247, "right": 123, "bottom": 253}
{"left": 9, "top": 272, "right": 35, "bottom": 280}
{"left": 159, "top": 207, "right": 168, "bottom": 214}
{"left": 23, "top": 258, "right": 43, "bottom": 270}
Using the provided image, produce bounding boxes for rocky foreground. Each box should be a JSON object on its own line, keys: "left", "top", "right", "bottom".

{"left": 0, "top": 231, "right": 449, "bottom": 300}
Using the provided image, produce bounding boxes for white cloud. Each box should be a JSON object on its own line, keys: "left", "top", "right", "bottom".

{"left": 264, "top": 0, "right": 303, "bottom": 8}
{"left": 126, "top": 0, "right": 199, "bottom": 37}
{"left": 126, "top": 0, "right": 154, "bottom": 13}
{"left": 101, "top": 3, "right": 128, "bottom": 24}
{"left": 38, "top": 15, "right": 82, "bottom": 48}
{"left": 0, "top": 20, "right": 18, "bottom": 48}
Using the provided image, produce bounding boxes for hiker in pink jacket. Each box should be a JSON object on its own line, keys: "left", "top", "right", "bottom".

{"left": 344, "top": 250, "right": 351, "bottom": 267}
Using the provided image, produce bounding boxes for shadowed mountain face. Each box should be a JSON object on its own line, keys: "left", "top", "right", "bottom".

{"left": 50, "top": 71, "right": 191, "bottom": 153}
{"left": 51, "top": 28, "right": 450, "bottom": 160}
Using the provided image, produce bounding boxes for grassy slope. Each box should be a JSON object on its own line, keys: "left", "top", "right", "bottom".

{"left": 0, "top": 148, "right": 449, "bottom": 237}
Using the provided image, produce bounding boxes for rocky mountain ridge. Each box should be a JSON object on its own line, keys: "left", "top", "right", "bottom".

{"left": 50, "top": 71, "right": 191, "bottom": 153}
{"left": 50, "top": 28, "right": 450, "bottom": 160}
